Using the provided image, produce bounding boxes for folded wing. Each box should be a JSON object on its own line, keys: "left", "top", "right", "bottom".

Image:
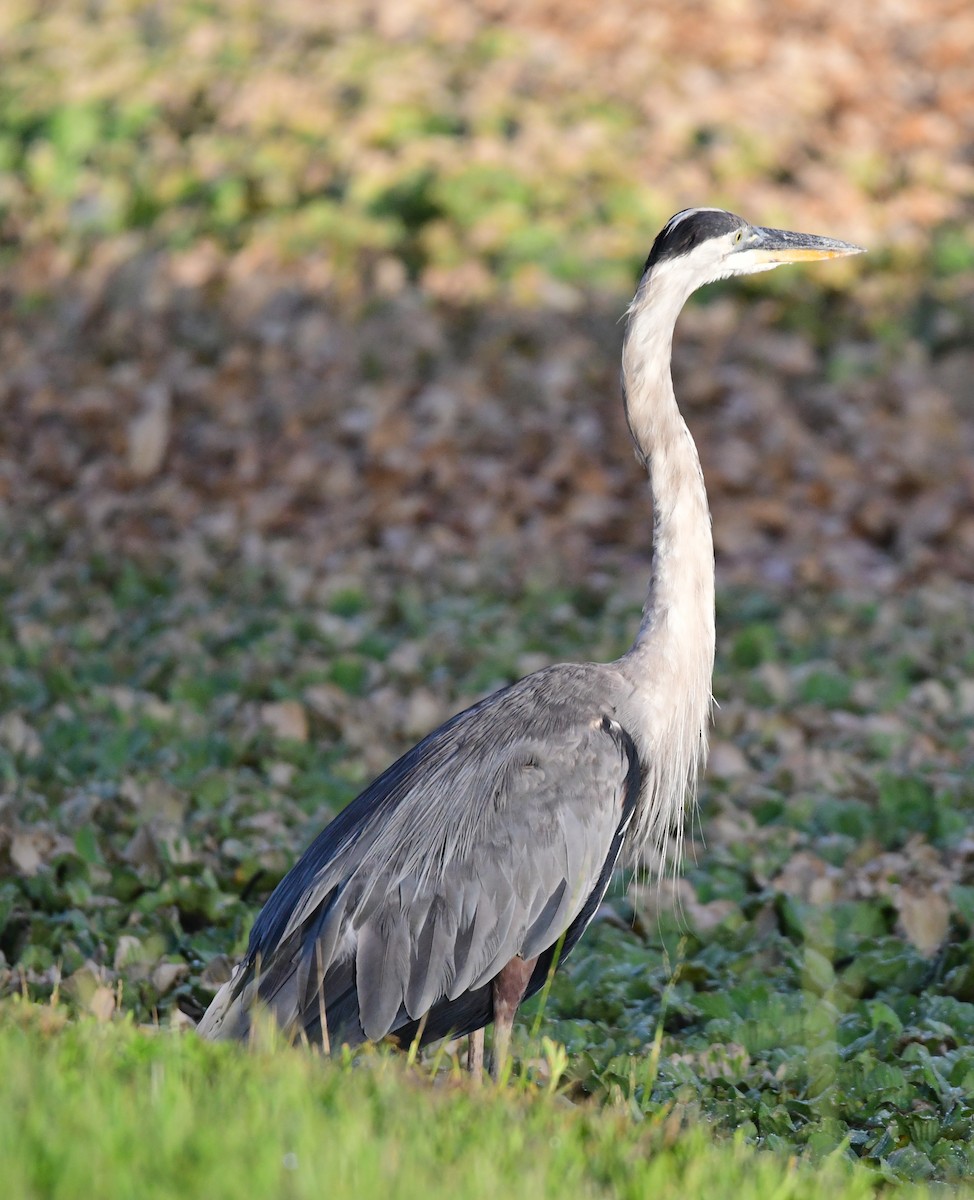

{"left": 198, "top": 667, "right": 641, "bottom": 1048}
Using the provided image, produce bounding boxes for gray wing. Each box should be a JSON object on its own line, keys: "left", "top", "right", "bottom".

{"left": 198, "top": 665, "right": 641, "bottom": 1045}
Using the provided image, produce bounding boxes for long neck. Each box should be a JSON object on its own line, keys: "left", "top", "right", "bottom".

{"left": 618, "top": 277, "right": 716, "bottom": 865}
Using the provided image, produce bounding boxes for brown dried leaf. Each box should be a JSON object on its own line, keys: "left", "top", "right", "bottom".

{"left": 772, "top": 851, "right": 840, "bottom": 907}
{"left": 89, "top": 986, "right": 116, "bottom": 1023}
{"left": 260, "top": 700, "right": 309, "bottom": 743}
{"left": 127, "top": 384, "right": 172, "bottom": 479}
{"left": 152, "top": 961, "right": 189, "bottom": 994}
{"left": 707, "top": 740, "right": 750, "bottom": 780}
{"left": 0, "top": 713, "right": 42, "bottom": 760}
{"left": 10, "top": 830, "right": 48, "bottom": 876}
{"left": 896, "top": 887, "right": 951, "bottom": 957}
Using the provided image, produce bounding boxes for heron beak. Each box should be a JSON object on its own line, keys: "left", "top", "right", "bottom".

{"left": 744, "top": 226, "right": 865, "bottom": 264}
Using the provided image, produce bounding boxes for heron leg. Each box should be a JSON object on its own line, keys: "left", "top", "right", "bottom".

{"left": 466, "top": 1026, "right": 484, "bottom": 1081}
{"left": 490, "top": 955, "right": 537, "bottom": 1082}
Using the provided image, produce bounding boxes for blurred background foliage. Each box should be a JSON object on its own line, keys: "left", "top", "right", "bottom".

{"left": 0, "top": 0, "right": 972, "bottom": 601}
{"left": 1, "top": 0, "right": 971, "bottom": 291}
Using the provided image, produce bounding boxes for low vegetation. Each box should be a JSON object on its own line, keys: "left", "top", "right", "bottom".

{"left": 4, "top": 1000, "right": 915, "bottom": 1200}
{"left": 2, "top": 549, "right": 973, "bottom": 1188}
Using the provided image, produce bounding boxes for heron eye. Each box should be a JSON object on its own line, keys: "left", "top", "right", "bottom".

{"left": 734, "top": 229, "right": 744, "bottom": 244}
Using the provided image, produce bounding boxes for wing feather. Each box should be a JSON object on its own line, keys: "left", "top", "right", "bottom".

{"left": 356, "top": 907, "right": 411, "bottom": 1039}
{"left": 405, "top": 892, "right": 459, "bottom": 1016}
{"left": 447, "top": 881, "right": 498, "bottom": 1000}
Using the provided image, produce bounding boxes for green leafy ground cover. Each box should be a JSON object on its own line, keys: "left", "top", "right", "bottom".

{"left": 2, "top": 543, "right": 973, "bottom": 1187}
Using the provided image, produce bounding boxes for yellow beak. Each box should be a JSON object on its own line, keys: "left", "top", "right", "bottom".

{"left": 743, "top": 226, "right": 865, "bottom": 264}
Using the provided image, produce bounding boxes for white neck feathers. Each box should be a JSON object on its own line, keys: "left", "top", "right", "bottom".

{"left": 618, "top": 272, "right": 716, "bottom": 869}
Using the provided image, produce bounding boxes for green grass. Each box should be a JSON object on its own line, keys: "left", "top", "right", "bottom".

{"left": 0, "top": 1002, "right": 940, "bottom": 1200}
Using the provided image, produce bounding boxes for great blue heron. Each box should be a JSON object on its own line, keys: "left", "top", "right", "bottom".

{"left": 198, "top": 208, "right": 862, "bottom": 1077}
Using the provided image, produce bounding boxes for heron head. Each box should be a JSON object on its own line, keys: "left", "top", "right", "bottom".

{"left": 642, "top": 208, "right": 864, "bottom": 297}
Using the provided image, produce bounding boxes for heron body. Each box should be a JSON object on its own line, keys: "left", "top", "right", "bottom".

{"left": 198, "top": 209, "right": 862, "bottom": 1072}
